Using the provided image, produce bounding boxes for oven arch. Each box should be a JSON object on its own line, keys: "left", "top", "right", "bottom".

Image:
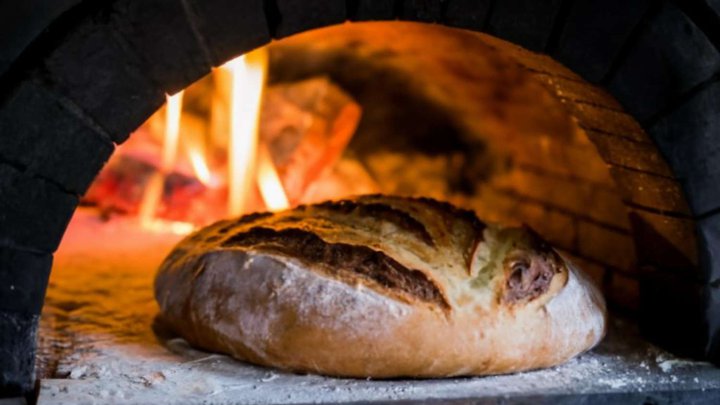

{"left": 0, "top": 0, "right": 718, "bottom": 396}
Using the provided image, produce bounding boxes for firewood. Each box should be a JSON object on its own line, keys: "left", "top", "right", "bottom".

{"left": 83, "top": 76, "right": 362, "bottom": 224}
{"left": 260, "top": 76, "right": 362, "bottom": 204}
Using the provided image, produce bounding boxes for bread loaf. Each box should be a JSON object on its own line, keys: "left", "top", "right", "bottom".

{"left": 154, "top": 195, "right": 606, "bottom": 377}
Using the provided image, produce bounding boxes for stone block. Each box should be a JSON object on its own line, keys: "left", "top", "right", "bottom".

{"left": 0, "top": 163, "right": 78, "bottom": 253}
{"left": 577, "top": 221, "right": 636, "bottom": 271}
{"left": 351, "top": 0, "right": 395, "bottom": 21}
{"left": 649, "top": 80, "right": 720, "bottom": 216}
{"left": 698, "top": 213, "right": 720, "bottom": 284}
{"left": 534, "top": 73, "right": 623, "bottom": 110}
{"left": 609, "top": 166, "right": 691, "bottom": 214}
{"left": 707, "top": 281, "right": 720, "bottom": 364}
{"left": 479, "top": 34, "right": 583, "bottom": 80}
{"left": 478, "top": 187, "right": 578, "bottom": 251}
{"left": 566, "top": 102, "right": 648, "bottom": 143}
{"left": 710, "top": 0, "right": 720, "bottom": 13}
{"left": 442, "top": 0, "right": 492, "bottom": 30}
{"left": 41, "top": 6, "right": 165, "bottom": 143}
{"left": 517, "top": 204, "right": 576, "bottom": 251}
{"left": 510, "top": 139, "right": 616, "bottom": 186}
{"left": 111, "top": 0, "right": 212, "bottom": 93}
{"left": 608, "top": 1, "right": 720, "bottom": 122}
{"left": 640, "top": 270, "right": 706, "bottom": 358}
{"left": 486, "top": 0, "right": 563, "bottom": 52}
{"left": 0, "top": 247, "right": 51, "bottom": 315}
{"left": 186, "top": 0, "right": 270, "bottom": 66}
{"left": 0, "top": 311, "right": 39, "bottom": 397}
{"left": 585, "top": 129, "right": 674, "bottom": 177}
{"left": 629, "top": 209, "right": 698, "bottom": 270}
{"left": 492, "top": 169, "right": 631, "bottom": 229}
{"left": 0, "top": 80, "right": 114, "bottom": 195}
{"left": 682, "top": 169, "right": 720, "bottom": 217}
{"left": 471, "top": 187, "right": 523, "bottom": 225}
{"left": 607, "top": 271, "right": 640, "bottom": 312}
{"left": 275, "top": 0, "right": 346, "bottom": 38}
{"left": 553, "top": 0, "right": 651, "bottom": 83}
{"left": 0, "top": 0, "right": 81, "bottom": 78}
{"left": 400, "top": 0, "right": 443, "bottom": 22}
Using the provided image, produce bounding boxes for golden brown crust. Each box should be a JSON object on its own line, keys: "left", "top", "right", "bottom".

{"left": 154, "top": 195, "right": 606, "bottom": 377}
{"left": 220, "top": 226, "right": 450, "bottom": 310}
{"left": 310, "top": 199, "right": 436, "bottom": 247}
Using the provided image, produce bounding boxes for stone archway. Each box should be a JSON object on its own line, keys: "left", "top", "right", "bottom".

{"left": 1, "top": 0, "right": 719, "bottom": 395}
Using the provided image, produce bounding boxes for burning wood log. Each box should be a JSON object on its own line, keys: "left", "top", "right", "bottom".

{"left": 81, "top": 148, "right": 223, "bottom": 226}
{"left": 82, "top": 76, "right": 363, "bottom": 227}
{"left": 260, "top": 76, "right": 362, "bottom": 204}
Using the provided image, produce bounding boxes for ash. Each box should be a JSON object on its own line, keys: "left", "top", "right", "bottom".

{"left": 38, "top": 210, "right": 720, "bottom": 404}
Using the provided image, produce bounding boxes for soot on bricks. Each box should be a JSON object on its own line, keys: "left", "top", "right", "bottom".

{"left": 1, "top": 0, "right": 720, "bottom": 402}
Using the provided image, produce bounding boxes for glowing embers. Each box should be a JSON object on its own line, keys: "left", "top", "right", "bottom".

{"left": 83, "top": 46, "right": 363, "bottom": 234}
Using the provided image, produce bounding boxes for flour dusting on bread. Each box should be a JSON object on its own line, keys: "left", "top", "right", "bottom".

{"left": 155, "top": 195, "right": 607, "bottom": 377}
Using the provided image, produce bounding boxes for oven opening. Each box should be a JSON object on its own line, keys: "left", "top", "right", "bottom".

{"left": 1, "top": 2, "right": 718, "bottom": 403}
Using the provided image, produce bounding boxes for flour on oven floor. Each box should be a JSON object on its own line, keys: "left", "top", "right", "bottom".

{"left": 37, "top": 210, "right": 720, "bottom": 404}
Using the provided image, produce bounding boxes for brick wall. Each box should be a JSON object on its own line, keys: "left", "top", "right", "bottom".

{"left": 268, "top": 22, "right": 679, "bottom": 315}
{"left": 1, "top": 0, "right": 720, "bottom": 395}
{"left": 481, "top": 36, "right": 697, "bottom": 315}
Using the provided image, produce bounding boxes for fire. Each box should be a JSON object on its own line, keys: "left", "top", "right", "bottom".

{"left": 187, "top": 148, "right": 212, "bottom": 186}
{"left": 257, "top": 143, "right": 290, "bottom": 211}
{"left": 161, "top": 91, "right": 183, "bottom": 171}
{"left": 135, "top": 46, "right": 290, "bottom": 234}
{"left": 224, "top": 47, "right": 289, "bottom": 215}
{"left": 139, "top": 92, "right": 195, "bottom": 234}
{"left": 226, "top": 49, "right": 262, "bottom": 216}
{"left": 184, "top": 126, "right": 212, "bottom": 186}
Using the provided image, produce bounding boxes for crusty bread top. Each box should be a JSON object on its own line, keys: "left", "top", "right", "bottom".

{"left": 158, "top": 195, "right": 568, "bottom": 317}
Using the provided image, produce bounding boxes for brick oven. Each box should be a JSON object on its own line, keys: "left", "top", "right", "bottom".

{"left": 1, "top": 0, "right": 720, "bottom": 403}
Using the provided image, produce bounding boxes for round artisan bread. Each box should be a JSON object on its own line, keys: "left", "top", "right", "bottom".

{"left": 155, "top": 195, "right": 606, "bottom": 377}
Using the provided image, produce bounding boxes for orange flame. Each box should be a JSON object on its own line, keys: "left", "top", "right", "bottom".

{"left": 224, "top": 47, "right": 288, "bottom": 215}
{"left": 224, "top": 50, "right": 266, "bottom": 216}
{"left": 161, "top": 92, "right": 183, "bottom": 171}
{"left": 184, "top": 127, "right": 212, "bottom": 186}
{"left": 138, "top": 92, "right": 195, "bottom": 234}
{"left": 137, "top": 46, "right": 289, "bottom": 232}
{"left": 257, "top": 143, "right": 289, "bottom": 211}
{"left": 188, "top": 148, "right": 212, "bottom": 186}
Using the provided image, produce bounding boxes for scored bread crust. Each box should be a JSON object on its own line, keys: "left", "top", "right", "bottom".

{"left": 155, "top": 195, "right": 606, "bottom": 377}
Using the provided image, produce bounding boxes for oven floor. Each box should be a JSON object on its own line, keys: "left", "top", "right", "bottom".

{"left": 37, "top": 210, "right": 720, "bottom": 404}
